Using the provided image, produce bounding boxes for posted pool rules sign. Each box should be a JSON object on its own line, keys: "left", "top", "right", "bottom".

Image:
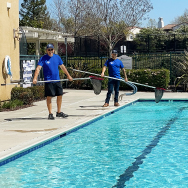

{"left": 117, "top": 55, "right": 132, "bottom": 69}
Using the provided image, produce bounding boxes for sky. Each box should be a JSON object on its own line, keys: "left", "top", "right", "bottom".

{"left": 19, "top": 0, "right": 188, "bottom": 28}
{"left": 142, "top": 0, "right": 188, "bottom": 27}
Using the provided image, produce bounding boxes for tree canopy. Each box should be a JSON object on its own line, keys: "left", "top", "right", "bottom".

{"left": 171, "top": 9, "right": 188, "bottom": 24}
{"left": 133, "top": 26, "right": 188, "bottom": 53}
{"left": 50, "top": 0, "right": 153, "bottom": 56}
{"left": 19, "top": 0, "right": 52, "bottom": 29}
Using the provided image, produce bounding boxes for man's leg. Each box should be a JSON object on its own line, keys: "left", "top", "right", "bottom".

{"left": 105, "top": 79, "right": 114, "bottom": 104}
{"left": 57, "top": 95, "right": 62, "bottom": 113}
{"left": 54, "top": 82, "right": 68, "bottom": 118}
{"left": 45, "top": 83, "right": 55, "bottom": 119}
{"left": 114, "top": 80, "right": 120, "bottom": 104}
{"left": 56, "top": 95, "right": 68, "bottom": 118}
{"left": 46, "top": 96, "right": 53, "bottom": 114}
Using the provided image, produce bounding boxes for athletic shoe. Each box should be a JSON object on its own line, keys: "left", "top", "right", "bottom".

{"left": 102, "top": 103, "right": 109, "bottom": 107}
{"left": 56, "top": 112, "right": 68, "bottom": 118}
{"left": 114, "top": 102, "right": 120, "bottom": 106}
{"left": 48, "top": 114, "right": 55, "bottom": 120}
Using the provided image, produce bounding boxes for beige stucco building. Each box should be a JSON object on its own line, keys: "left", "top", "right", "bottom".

{"left": 0, "top": 0, "right": 20, "bottom": 101}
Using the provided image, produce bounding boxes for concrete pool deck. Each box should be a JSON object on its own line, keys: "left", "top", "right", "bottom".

{"left": 0, "top": 89, "right": 188, "bottom": 161}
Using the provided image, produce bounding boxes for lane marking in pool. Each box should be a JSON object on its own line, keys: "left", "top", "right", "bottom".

{"left": 112, "top": 107, "right": 186, "bottom": 188}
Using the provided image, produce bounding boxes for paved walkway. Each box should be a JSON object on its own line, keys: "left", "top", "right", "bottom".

{"left": 0, "top": 89, "right": 187, "bottom": 161}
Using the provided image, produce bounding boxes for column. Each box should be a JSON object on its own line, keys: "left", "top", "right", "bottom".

{"left": 54, "top": 42, "right": 58, "bottom": 55}
{"left": 36, "top": 40, "right": 40, "bottom": 56}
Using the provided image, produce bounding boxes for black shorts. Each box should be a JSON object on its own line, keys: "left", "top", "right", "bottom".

{"left": 44, "top": 82, "right": 63, "bottom": 97}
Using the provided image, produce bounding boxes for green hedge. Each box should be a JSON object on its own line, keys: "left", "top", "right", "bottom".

{"left": 11, "top": 85, "right": 45, "bottom": 105}
{"left": 65, "top": 68, "right": 170, "bottom": 91}
{"left": 1, "top": 99, "right": 23, "bottom": 110}
{"left": 121, "top": 68, "right": 170, "bottom": 91}
{"left": 11, "top": 87, "right": 34, "bottom": 105}
{"left": 29, "top": 85, "right": 45, "bottom": 100}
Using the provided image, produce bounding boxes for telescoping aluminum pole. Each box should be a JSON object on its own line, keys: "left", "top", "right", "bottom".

{"left": 1, "top": 77, "right": 90, "bottom": 86}
{"left": 69, "top": 68, "right": 137, "bottom": 95}
{"left": 69, "top": 68, "right": 155, "bottom": 88}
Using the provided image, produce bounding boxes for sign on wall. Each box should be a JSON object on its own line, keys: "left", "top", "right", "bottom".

{"left": 22, "top": 60, "right": 35, "bottom": 88}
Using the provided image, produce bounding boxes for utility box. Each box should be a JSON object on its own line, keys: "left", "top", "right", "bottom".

{"left": 117, "top": 55, "right": 132, "bottom": 69}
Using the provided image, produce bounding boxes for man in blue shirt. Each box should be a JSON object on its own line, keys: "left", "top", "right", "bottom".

{"left": 33, "top": 44, "right": 73, "bottom": 119}
{"left": 101, "top": 50, "right": 128, "bottom": 107}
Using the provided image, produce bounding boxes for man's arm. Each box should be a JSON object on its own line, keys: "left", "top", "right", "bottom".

{"left": 33, "top": 65, "right": 42, "bottom": 84}
{"left": 101, "top": 66, "right": 107, "bottom": 77}
{"left": 122, "top": 68, "right": 128, "bottom": 82}
{"left": 59, "top": 64, "right": 73, "bottom": 81}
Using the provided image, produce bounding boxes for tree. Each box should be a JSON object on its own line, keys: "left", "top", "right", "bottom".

{"left": 132, "top": 28, "right": 167, "bottom": 52}
{"left": 133, "top": 25, "right": 188, "bottom": 53}
{"left": 67, "top": 0, "right": 153, "bottom": 56}
{"left": 61, "top": 17, "right": 75, "bottom": 34}
{"left": 68, "top": 0, "right": 89, "bottom": 36}
{"left": 48, "top": 0, "right": 67, "bottom": 32}
{"left": 19, "top": 0, "right": 52, "bottom": 29}
{"left": 147, "top": 19, "right": 157, "bottom": 28}
{"left": 171, "top": 9, "right": 188, "bottom": 24}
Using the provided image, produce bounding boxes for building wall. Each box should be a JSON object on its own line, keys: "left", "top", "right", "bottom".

{"left": 173, "top": 23, "right": 188, "bottom": 31}
{"left": 0, "top": 0, "right": 20, "bottom": 101}
{"left": 126, "top": 28, "right": 141, "bottom": 41}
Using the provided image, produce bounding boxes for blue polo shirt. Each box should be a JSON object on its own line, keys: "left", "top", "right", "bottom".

{"left": 38, "top": 54, "right": 63, "bottom": 81}
{"left": 104, "top": 58, "right": 124, "bottom": 79}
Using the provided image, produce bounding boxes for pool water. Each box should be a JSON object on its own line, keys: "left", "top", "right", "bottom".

{"left": 0, "top": 101, "right": 188, "bottom": 187}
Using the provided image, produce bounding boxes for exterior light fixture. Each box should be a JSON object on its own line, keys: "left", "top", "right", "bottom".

{"left": 7, "top": 2, "right": 11, "bottom": 9}
{"left": 13, "top": 28, "right": 22, "bottom": 41}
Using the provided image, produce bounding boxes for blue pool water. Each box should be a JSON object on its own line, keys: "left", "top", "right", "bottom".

{"left": 0, "top": 100, "right": 188, "bottom": 187}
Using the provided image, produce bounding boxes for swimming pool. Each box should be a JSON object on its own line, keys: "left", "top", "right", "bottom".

{"left": 0, "top": 100, "right": 188, "bottom": 187}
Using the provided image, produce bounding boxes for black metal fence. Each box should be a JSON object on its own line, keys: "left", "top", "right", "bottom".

{"left": 131, "top": 52, "right": 185, "bottom": 85}
{"left": 71, "top": 34, "right": 188, "bottom": 56}
{"left": 20, "top": 51, "right": 185, "bottom": 86}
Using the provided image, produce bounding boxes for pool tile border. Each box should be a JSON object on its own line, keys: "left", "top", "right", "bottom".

{"left": 1, "top": 98, "right": 188, "bottom": 167}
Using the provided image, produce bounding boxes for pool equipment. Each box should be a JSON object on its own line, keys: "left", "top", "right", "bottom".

{"left": 1, "top": 76, "right": 103, "bottom": 95}
{"left": 4, "top": 55, "right": 24, "bottom": 83}
{"left": 69, "top": 68, "right": 137, "bottom": 97}
{"left": 4, "top": 56, "right": 12, "bottom": 79}
{"left": 69, "top": 68, "right": 165, "bottom": 103}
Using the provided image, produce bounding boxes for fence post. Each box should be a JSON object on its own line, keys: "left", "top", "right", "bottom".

{"left": 101, "top": 56, "right": 103, "bottom": 68}
{"left": 147, "top": 35, "right": 150, "bottom": 53}
{"left": 134, "top": 54, "right": 137, "bottom": 69}
{"left": 65, "top": 37, "right": 68, "bottom": 88}
{"left": 174, "top": 34, "right": 176, "bottom": 51}
{"left": 170, "top": 51, "right": 172, "bottom": 85}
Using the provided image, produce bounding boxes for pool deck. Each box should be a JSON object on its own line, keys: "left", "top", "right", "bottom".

{"left": 0, "top": 89, "right": 187, "bottom": 161}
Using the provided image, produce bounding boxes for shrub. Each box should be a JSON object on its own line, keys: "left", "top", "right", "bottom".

{"left": 13, "top": 99, "right": 24, "bottom": 107}
{"left": 1, "top": 100, "right": 23, "bottom": 110}
{"left": 65, "top": 64, "right": 99, "bottom": 89}
{"left": 0, "top": 86, "right": 45, "bottom": 111}
{"left": 66, "top": 68, "right": 170, "bottom": 91}
{"left": 11, "top": 85, "right": 45, "bottom": 104}
{"left": 59, "top": 69, "right": 65, "bottom": 79}
{"left": 19, "top": 91, "right": 34, "bottom": 105}
{"left": 122, "top": 69, "right": 170, "bottom": 91}
{"left": 2, "top": 101, "right": 9, "bottom": 109}
{"left": 28, "top": 85, "right": 45, "bottom": 100}
{"left": 11, "top": 87, "right": 29, "bottom": 101}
